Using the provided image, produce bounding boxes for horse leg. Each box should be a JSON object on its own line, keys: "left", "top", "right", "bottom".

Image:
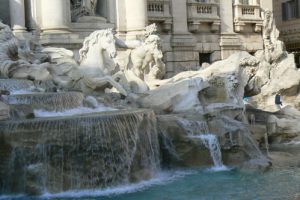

{"left": 84, "top": 76, "right": 128, "bottom": 96}
{"left": 112, "top": 71, "right": 131, "bottom": 91}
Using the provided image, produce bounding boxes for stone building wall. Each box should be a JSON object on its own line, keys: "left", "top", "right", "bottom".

{"left": 273, "top": 0, "right": 300, "bottom": 67}
{"left": 0, "top": 0, "right": 10, "bottom": 25}
{"left": 1, "top": 0, "right": 272, "bottom": 77}
{"left": 273, "top": 0, "right": 300, "bottom": 50}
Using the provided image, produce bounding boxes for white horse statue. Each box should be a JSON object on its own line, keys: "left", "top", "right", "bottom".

{"left": 46, "top": 29, "right": 128, "bottom": 96}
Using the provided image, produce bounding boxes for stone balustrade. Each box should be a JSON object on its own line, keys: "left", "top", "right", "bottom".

{"left": 186, "top": 0, "right": 220, "bottom": 33}
{"left": 148, "top": 2, "right": 164, "bottom": 12}
{"left": 147, "top": 0, "right": 172, "bottom": 32}
{"left": 233, "top": 1, "right": 263, "bottom": 33}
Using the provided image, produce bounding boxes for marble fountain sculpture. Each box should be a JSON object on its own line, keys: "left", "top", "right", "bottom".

{"left": 2, "top": 10, "right": 297, "bottom": 195}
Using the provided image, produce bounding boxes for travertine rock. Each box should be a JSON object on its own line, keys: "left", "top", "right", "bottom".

{"left": 0, "top": 101, "right": 9, "bottom": 120}
{"left": 137, "top": 51, "right": 254, "bottom": 114}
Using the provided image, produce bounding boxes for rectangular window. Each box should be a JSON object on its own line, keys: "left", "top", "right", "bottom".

{"left": 282, "top": 0, "right": 300, "bottom": 21}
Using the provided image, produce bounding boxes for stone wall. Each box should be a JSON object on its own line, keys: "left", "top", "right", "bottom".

{"left": 0, "top": 0, "right": 10, "bottom": 25}
{"left": 273, "top": 0, "right": 300, "bottom": 52}
{"left": 1, "top": 0, "right": 272, "bottom": 78}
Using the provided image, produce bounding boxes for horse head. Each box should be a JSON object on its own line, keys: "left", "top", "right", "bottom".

{"left": 79, "top": 29, "right": 116, "bottom": 63}
{"left": 99, "top": 29, "right": 117, "bottom": 58}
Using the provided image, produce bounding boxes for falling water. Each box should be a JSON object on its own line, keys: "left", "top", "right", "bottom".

{"left": 218, "top": 116, "right": 269, "bottom": 167}
{"left": 177, "top": 118, "right": 209, "bottom": 135}
{"left": 177, "top": 118, "right": 227, "bottom": 169}
{"left": 190, "top": 134, "right": 226, "bottom": 169}
{"left": 0, "top": 109, "right": 160, "bottom": 195}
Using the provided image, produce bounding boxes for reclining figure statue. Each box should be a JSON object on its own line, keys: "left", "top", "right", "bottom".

{"left": 0, "top": 21, "right": 51, "bottom": 81}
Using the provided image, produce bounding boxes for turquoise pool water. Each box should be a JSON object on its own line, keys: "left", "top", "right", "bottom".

{"left": 2, "top": 168, "right": 300, "bottom": 200}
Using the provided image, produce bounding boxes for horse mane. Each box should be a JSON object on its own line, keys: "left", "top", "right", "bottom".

{"left": 78, "top": 29, "right": 113, "bottom": 63}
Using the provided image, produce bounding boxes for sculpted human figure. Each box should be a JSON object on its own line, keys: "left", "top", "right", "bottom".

{"left": 262, "top": 10, "right": 273, "bottom": 43}
{"left": 262, "top": 10, "right": 285, "bottom": 63}
{"left": 0, "top": 20, "right": 51, "bottom": 80}
{"left": 129, "top": 35, "right": 164, "bottom": 79}
{"left": 71, "top": 0, "right": 98, "bottom": 21}
{"left": 111, "top": 24, "right": 166, "bottom": 93}
{"left": 126, "top": 24, "right": 166, "bottom": 81}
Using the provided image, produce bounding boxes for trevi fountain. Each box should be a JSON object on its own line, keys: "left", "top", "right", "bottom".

{"left": 0, "top": 9, "right": 300, "bottom": 200}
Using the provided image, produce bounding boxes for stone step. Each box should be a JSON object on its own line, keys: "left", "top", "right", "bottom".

{"left": 2, "top": 92, "right": 85, "bottom": 111}
{"left": 0, "top": 79, "right": 35, "bottom": 94}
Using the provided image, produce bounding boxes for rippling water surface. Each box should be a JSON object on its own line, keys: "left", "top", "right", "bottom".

{"left": 2, "top": 168, "right": 300, "bottom": 200}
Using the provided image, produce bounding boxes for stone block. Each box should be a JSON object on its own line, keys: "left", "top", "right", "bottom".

{"left": 165, "top": 51, "right": 199, "bottom": 62}
{"left": 0, "top": 101, "right": 10, "bottom": 120}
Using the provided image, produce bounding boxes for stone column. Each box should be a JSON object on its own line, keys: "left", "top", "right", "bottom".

{"left": 40, "top": 0, "right": 71, "bottom": 33}
{"left": 220, "top": 0, "right": 234, "bottom": 34}
{"left": 124, "top": 0, "right": 147, "bottom": 39}
{"left": 107, "top": 0, "right": 116, "bottom": 23}
{"left": 9, "top": 0, "right": 26, "bottom": 32}
{"left": 219, "top": 0, "right": 241, "bottom": 59}
{"left": 172, "top": 0, "right": 189, "bottom": 34}
{"left": 26, "top": 0, "right": 41, "bottom": 31}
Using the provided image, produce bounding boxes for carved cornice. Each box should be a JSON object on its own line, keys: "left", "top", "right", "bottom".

{"left": 233, "top": 3, "right": 262, "bottom": 33}
{"left": 186, "top": 0, "right": 220, "bottom": 33}
{"left": 147, "top": 0, "right": 172, "bottom": 32}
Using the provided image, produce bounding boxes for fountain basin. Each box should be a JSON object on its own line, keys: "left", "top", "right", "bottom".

{"left": 0, "top": 109, "right": 160, "bottom": 195}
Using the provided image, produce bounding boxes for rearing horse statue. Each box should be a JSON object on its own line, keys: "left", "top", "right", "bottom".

{"left": 46, "top": 29, "right": 128, "bottom": 96}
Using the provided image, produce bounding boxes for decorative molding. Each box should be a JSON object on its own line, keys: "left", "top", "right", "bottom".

{"left": 233, "top": 3, "right": 263, "bottom": 33}
{"left": 147, "top": 0, "right": 172, "bottom": 32}
{"left": 186, "top": 0, "right": 220, "bottom": 33}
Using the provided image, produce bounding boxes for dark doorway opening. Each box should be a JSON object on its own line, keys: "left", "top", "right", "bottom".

{"left": 199, "top": 53, "right": 211, "bottom": 66}
{"left": 294, "top": 53, "right": 300, "bottom": 68}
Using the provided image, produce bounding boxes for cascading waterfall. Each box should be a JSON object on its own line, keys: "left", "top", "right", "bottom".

{"left": 177, "top": 118, "right": 209, "bottom": 136}
{"left": 216, "top": 115, "right": 269, "bottom": 168}
{"left": 177, "top": 118, "right": 226, "bottom": 169}
{"left": 191, "top": 134, "right": 225, "bottom": 169}
{"left": 0, "top": 109, "right": 160, "bottom": 195}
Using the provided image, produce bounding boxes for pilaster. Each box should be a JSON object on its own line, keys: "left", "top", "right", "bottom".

{"left": 117, "top": 0, "right": 147, "bottom": 40}
{"left": 9, "top": 0, "right": 26, "bottom": 33}
{"left": 171, "top": 0, "right": 195, "bottom": 48}
{"left": 219, "top": 0, "right": 241, "bottom": 59}
{"left": 40, "top": 0, "right": 71, "bottom": 33}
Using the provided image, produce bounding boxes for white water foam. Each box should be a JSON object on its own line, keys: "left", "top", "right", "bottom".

{"left": 9, "top": 90, "right": 36, "bottom": 95}
{"left": 205, "top": 165, "right": 231, "bottom": 172}
{"left": 285, "top": 141, "right": 300, "bottom": 145}
{"left": 34, "top": 105, "right": 117, "bottom": 117}
{"left": 40, "top": 170, "right": 195, "bottom": 199}
{"left": 8, "top": 86, "right": 37, "bottom": 95}
{"left": 0, "top": 195, "right": 26, "bottom": 200}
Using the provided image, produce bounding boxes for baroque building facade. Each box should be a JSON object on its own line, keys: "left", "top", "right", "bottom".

{"left": 273, "top": 0, "right": 300, "bottom": 67}
{"left": 0, "top": 0, "right": 273, "bottom": 77}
